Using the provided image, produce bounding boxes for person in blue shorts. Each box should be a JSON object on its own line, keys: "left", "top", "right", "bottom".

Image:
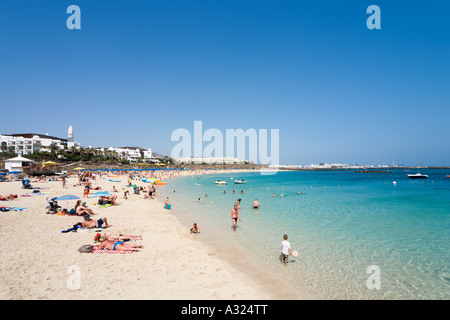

{"left": 81, "top": 215, "right": 111, "bottom": 228}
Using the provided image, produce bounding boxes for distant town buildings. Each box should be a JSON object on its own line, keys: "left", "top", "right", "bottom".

{"left": 94, "top": 146, "right": 155, "bottom": 163}
{"left": 173, "top": 157, "right": 248, "bottom": 165}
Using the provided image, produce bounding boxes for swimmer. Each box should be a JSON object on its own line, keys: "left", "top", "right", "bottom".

{"left": 251, "top": 199, "right": 261, "bottom": 208}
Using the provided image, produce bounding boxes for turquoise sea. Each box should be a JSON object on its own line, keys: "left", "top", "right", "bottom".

{"left": 159, "top": 169, "right": 450, "bottom": 299}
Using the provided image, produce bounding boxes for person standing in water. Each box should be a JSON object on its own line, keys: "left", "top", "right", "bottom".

{"left": 231, "top": 204, "right": 241, "bottom": 231}
{"left": 251, "top": 199, "right": 261, "bottom": 208}
{"left": 281, "top": 234, "right": 292, "bottom": 265}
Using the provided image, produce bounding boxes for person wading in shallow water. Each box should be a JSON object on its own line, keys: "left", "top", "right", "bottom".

{"left": 231, "top": 204, "right": 241, "bottom": 231}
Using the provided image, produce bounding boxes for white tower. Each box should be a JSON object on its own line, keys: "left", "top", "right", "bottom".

{"left": 68, "top": 125, "right": 74, "bottom": 148}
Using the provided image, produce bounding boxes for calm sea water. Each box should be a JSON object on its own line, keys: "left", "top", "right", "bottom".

{"left": 159, "top": 169, "right": 450, "bottom": 299}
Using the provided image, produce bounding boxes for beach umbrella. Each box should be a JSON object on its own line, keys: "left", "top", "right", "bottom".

{"left": 8, "top": 171, "right": 21, "bottom": 175}
{"left": 92, "top": 191, "right": 112, "bottom": 197}
{"left": 53, "top": 194, "right": 80, "bottom": 211}
{"left": 73, "top": 167, "right": 85, "bottom": 171}
{"left": 44, "top": 161, "right": 58, "bottom": 165}
{"left": 55, "top": 195, "right": 80, "bottom": 201}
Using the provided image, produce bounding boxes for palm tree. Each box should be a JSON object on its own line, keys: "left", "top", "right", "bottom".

{"left": 49, "top": 143, "right": 59, "bottom": 158}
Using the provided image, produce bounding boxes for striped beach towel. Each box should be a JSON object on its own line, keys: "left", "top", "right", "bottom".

{"left": 90, "top": 245, "right": 134, "bottom": 254}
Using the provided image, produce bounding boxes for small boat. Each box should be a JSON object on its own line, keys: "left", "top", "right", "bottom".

{"left": 407, "top": 173, "right": 428, "bottom": 179}
{"left": 234, "top": 179, "right": 246, "bottom": 184}
{"left": 214, "top": 180, "right": 227, "bottom": 185}
{"left": 446, "top": 175, "right": 450, "bottom": 178}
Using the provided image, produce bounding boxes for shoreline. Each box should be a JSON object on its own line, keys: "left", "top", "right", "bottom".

{"left": 160, "top": 171, "right": 306, "bottom": 300}
{"left": 0, "top": 168, "right": 298, "bottom": 300}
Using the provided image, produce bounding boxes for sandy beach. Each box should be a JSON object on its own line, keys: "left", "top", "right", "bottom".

{"left": 0, "top": 169, "right": 298, "bottom": 300}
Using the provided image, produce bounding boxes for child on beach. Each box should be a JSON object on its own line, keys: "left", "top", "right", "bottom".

{"left": 164, "top": 197, "right": 171, "bottom": 209}
{"left": 190, "top": 223, "right": 199, "bottom": 234}
{"left": 83, "top": 184, "right": 90, "bottom": 198}
{"left": 281, "top": 234, "right": 292, "bottom": 265}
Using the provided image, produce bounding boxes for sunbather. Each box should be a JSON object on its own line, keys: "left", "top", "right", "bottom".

{"left": 0, "top": 194, "right": 17, "bottom": 201}
{"left": 97, "top": 237, "right": 141, "bottom": 251}
{"left": 94, "top": 233, "right": 142, "bottom": 242}
{"left": 75, "top": 200, "right": 94, "bottom": 215}
{"left": 81, "top": 215, "right": 111, "bottom": 228}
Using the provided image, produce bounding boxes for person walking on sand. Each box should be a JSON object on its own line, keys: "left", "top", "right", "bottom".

{"left": 281, "top": 234, "right": 292, "bottom": 265}
{"left": 231, "top": 204, "right": 241, "bottom": 231}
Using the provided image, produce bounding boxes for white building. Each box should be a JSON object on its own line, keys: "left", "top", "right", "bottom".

{"left": 0, "top": 126, "right": 79, "bottom": 155}
{"left": 0, "top": 133, "right": 67, "bottom": 155}
{"left": 173, "top": 157, "right": 248, "bottom": 165}
{"left": 107, "top": 147, "right": 154, "bottom": 162}
{"left": 68, "top": 125, "right": 75, "bottom": 148}
{"left": 4, "top": 155, "right": 33, "bottom": 173}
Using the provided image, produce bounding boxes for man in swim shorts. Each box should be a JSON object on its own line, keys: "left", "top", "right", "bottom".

{"left": 231, "top": 204, "right": 241, "bottom": 231}
{"left": 251, "top": 199, "right": 261, "bottom": 208}
{"left": 81, "top": 215, "right": 111, "bottom": 228}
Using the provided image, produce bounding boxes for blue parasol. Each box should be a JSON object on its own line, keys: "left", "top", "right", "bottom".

{"left": 54, "top": 195, "right": 80, "bottom": 201}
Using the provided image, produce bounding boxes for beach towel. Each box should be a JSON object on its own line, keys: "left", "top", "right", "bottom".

{"left": 98, "top": 204, "right": 112, "bottom": 209}
{"left": 90, "top": 245, "right": 134, "bottom": 254}
{"left": 0, "top": 207, "right": 27, "bottom": 212}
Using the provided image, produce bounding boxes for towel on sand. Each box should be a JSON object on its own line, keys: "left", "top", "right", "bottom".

{"left": 90, "top": 245, "right": 134, "bottom": 254}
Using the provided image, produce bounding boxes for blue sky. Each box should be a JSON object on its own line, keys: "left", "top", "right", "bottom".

{"left": 1, "top": 1, "right": 449, "bottom": 165}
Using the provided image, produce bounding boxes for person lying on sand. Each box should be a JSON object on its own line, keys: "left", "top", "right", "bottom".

{"left": 0, "top": 194, "right": 17, "bottom": 201}
{"left": 94, "top": 233, "right": 142, "bottom": 242}
{"left": 97, "top": 237, "right": 141, "bottom": 251}
{"left": 81, "top": 215, "right": 111, "bottom": 228}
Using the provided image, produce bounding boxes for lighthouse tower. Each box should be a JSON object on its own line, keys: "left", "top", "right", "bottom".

{"left": 68, "top": 125, "right": 75, "bottom": 148}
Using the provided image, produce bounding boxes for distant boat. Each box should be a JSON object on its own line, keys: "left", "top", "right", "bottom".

{"left": 407, "top": 173, "right": 428, "bottom": 179}
{"left": 234, "top": 179, "right": 246, "bottom": 184}
{"left": 214, "top": 180, "right": 227, "bottom": 185}
{"left": 446, "top": 175, "right": 450, "bottom": 178}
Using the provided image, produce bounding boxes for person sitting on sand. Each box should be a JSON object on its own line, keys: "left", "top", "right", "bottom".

{"left": 112, "top": 186, "right": 118, "bottom": 192}
{"left": 81, "top": 215, "right": 111, "bottom": 229}
{"left": 97, "top": 237, "right": 141, "bottom": 251}
{"left": 75, "top": 200, "right": 94, "bottom": 216}
{"left": 190, "top": 223, "right": 199, "bottom": 234}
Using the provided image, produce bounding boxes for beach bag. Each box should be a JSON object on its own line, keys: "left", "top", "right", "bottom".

{"left": 78, "top": 245, "right": 94, "bottom": 253}
{"left": 68, "top": 208, "right": 76, "bottom": 215}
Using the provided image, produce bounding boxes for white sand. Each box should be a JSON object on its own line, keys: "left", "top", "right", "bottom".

{"left": 0, "top": 171, "right": 297, "bottom": 300}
